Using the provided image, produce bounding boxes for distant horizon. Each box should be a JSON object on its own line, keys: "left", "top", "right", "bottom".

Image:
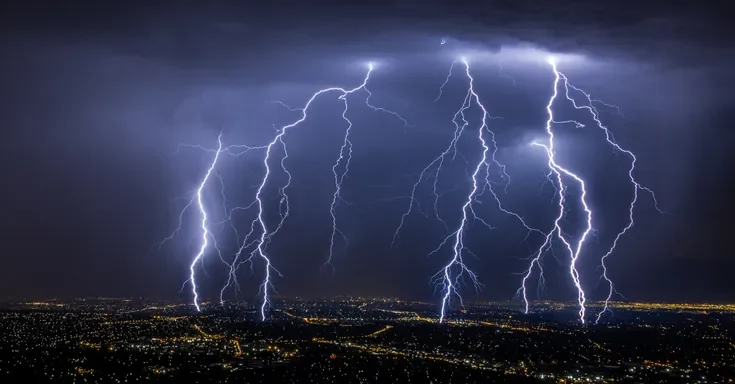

{"left": 4, "top": 296, "right": 735, "bottom": 306}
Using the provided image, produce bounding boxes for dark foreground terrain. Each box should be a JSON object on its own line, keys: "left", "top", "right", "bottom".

{"left": 1, "top": 298, "right": 733, "bottom": 383}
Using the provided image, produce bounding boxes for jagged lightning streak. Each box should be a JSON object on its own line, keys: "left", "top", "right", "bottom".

{"left": 393, "top": 57, "right": 524, "bottom": 250}
{"left": 160, "top": 136, "right": 269, "bottom": 310}
{"left": 517, "top": 58, "right": 593, "bottom": 323}
{"left": 392, "top": 58, "right": 540, "bottom": 322}
{"left": 222, "top": 63, "right": 406, "bottom": 319}
{"left": 325, "top": 64, "right": 408, "bottom": 273}
{"left": 431, "top": 59, "right": 497, "bottom": 323}
{"left": 325, "top": 96, "right": 354, "bottom": 275}
{"left": 518, "top": 58, "right": 661, "bottom": 323}
{"left": 328, "top": 64, "right": 410, "bottom": 273}
{"left": 553, "top": 66, "right": 661, "bottom": 324}
{"left": 391, "top": 60, "right": 468, "bottom": 247}
{"left": 162, "top": 140, "right": 267, "bottom": 308}
{"left": 183, "top": 133, "right": 224, "bottom": 311}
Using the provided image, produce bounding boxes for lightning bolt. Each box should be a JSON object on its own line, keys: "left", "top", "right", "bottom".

{"left": 325, "top": 95, "right": 355, "bottom": 276}
{"left": 187, "top": 134, "right": 225, "bottom": 311}
{"left": 161, "top": 49, "right": 661, "bottom": 324}
{"left": 385, "top": 58, "right": 492, "bottom": 322}
{"left": 219, "top": 63, "right": 406, "bottom": 320}
{"left": 425, "top": 63, "right": 480, "bottom": 323}
{"left": 516, "top": 58, "right": 593, "bottom": 323}
{"left": 433, "top": 58, "right": 504, "bottom": 323}
{"left": 393, "top": 58, "right": 548, "bottom": 322}
{"left": 158, "top": 135, "right": 270, "bottom": 311}
{"left": 518, "top": 57, "right": 660, "bottom": 323}
{"left": 555, "top": 68, "right": 661, "bottom": 324}
{"left": 391, "top": 60, "right": 468, "bottom": 246}
{"left": 159, "top": 133, "right": 224, "bottom": 312}
{"left": 325, "top": 64, "right": 408, "bottom": 274}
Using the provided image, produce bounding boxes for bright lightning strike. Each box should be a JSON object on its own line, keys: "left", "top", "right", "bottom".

{"left": 188, "top": 134, "right": 225, "bottom": 311}
{"left": 159, "top": 133, "right": 224, "bottom": 312}
{"left": 518, "top": 58, "right": 660, "bottom": 324}
{"left": 394, "top": 58, "right": 545, "bottom": 322}
{"left": 516, "top": 61, "right": 593, "bottom": 323}
{"left": 556, "top": 69, "right": 661, "bottom": 324}
{"left": 392, "top": 58, "right": 508, "bottom": 246}
{"left": 220, "top": 63, "right": 406, "bottom": 320}
{"left": 432, "top": 58, "right": 492, "bottom": 323}
{"left": 159, "top": 138, "right": 268, "bottom": 311}
{"left": 325, "top": 63, "right": 409, "bottom": 274}
{"left": 160, "top": 47, "right": 662, "bottom": 324}
{"left": 391, "top": 60, "right": 469, "bottom": 246}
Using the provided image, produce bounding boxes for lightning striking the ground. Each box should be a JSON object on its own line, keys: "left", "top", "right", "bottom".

{"left": 159, "top": 136, "right": 270, "bottom": 312}
{"left": 188, "top": 134, "right": 224, "bottom": 311}
{"left": 391, "top": 58, "right": 494, "bottom": 321}
{"left": 430, "top": 58, "right": 489, "bottom": 323}
{"left": 160, "top": 44, "right": 663, "bottom": 323}
{"left": 517, "top": 57, "right": 660, "bottom": 323}
{"left": 214, "top": 63, "right": 406, "bottom": 320}
{"left": 158, "top": 133, "right": 225, "bottom": 312}
{"left": 392, "top": 57, "right": 554, "bottom": 322}
{"left": 557, "top": 68, "right": 661, "bottom": 324}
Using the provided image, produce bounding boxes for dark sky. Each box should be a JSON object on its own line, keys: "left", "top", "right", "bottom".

{"left": 1, "top": 1, "right": 733, "bottom": 304}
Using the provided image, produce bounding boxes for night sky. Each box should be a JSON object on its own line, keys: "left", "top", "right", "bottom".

{"left": 1, "top": 1, "right": 733, "bottom": 303}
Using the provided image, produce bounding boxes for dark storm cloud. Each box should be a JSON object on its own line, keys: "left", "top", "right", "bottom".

{"left": 0, "top": 1, "right": 732, "bottom": 301}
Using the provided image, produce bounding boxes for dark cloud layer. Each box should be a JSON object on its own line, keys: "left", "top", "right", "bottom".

{"left": 0, "top": 1, "right": 732, "bottom": 303}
